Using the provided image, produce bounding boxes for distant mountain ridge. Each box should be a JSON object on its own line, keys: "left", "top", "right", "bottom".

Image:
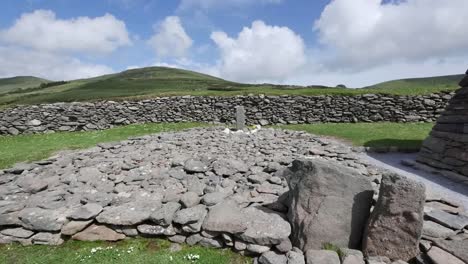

{"left": 0, "top": 76, "right": 50, "bottom": 94}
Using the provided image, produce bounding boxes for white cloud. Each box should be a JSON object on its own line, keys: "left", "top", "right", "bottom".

{"left": 314, "top": 0, "right": 468, "bottom": 69}
{"left": 0, "top": 46, "right": 114, "bottom": 81}
{"left": 210, "top": 20, "right": 306, "bottom": 83}
{"left": 148, "top": 16, "right": 193, "bottom": 58}
{"left": 178, "top": 0, "right": 281, "bottom": 11}
{"left": 0, "top": 10, "right": 131, "bottom": 54}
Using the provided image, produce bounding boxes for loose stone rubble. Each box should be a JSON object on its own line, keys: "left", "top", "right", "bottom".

{"left": 0, "top": 127, "right": 467, "bottom": 264}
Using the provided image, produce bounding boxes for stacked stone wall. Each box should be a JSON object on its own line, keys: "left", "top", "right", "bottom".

{"left": 0, "top": 92, "right": 453, "bottom": 135}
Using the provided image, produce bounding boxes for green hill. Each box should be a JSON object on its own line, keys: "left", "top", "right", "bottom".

{"left": 0, "top": 67, "right": 462, "bottom": 107}
{"left": 364, "top": 74, "right": 463, "bottom": 92}
{"left": 0, "top": 76, "right": 50, "bottom": 94}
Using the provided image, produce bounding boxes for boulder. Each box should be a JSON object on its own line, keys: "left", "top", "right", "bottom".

{"left": 31, "top": 232, "right": 63, "bottom": 245}
{"left": 72, "top": 224, "right": 125, "bottom": 241}
{"left": 61, "top": 220, "right": 93, "bottom": 236}
{"left": 363, "top": 172, "right": 425, "bottom": 261}
{"left": 286, "top": 159, "right": 374, "bottom": 250}
{"left": 96, "top": 203, "right": 152, "bottom": 225}
{"left": 184, "top": 159, "right": 208, "bottom": 173}
{"left": 0, "top": 228, "right": 34, "bottom": 239}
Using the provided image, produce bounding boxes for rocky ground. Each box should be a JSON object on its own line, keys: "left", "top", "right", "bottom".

{"left": 0, "top": 127, "right": 467, "bottom": 264}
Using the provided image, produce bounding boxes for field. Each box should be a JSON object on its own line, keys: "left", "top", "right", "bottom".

{"left": 0, "top": 238, "right": 250, "bottom": 264}
{"left": 0, "top": 67, "right": 461, "bottom": 107}
{"left": 0, "top": 122, "right": 433, "bottom": 170}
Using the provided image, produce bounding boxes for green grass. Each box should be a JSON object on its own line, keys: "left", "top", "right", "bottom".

{"left": 0, "top": 122, "right": 206, "bottom": 169}
{"left": 0, "top": 67, "right": 461, "bottom": 107}
{"left": 0, "top": 76, "right": 50, "bottom": 95}
{"left": 0, "top": 238, "right": 251, "bottom": 264}
{"left": 278, "top": 123, "right": 434, "bottom": 150}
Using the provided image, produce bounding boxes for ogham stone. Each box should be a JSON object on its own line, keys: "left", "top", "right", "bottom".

{"left": 235, "top": 106, "right": 246, "bottom": 131}
{"left": 363, "top": 172, "right": 425, "bottom": 261}
{"left": 286, "top": 159, "right": 374, "bottom": 251}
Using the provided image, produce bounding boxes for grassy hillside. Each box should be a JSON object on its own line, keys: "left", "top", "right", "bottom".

{"left": 365, "top": 74, "right": 463, "bottom": 92}
{"left": 0, "top": 67, "right": 462, "bottom": 107}
{"left": 0, "top": 76, "right": 49, "bottom": 94}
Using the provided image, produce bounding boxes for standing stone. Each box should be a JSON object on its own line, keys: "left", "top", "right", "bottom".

{"left": 363, "top": 173, "right": 425, "bottom": 261}
{"left": 235, "top": 106, "right": 246, "bottom": 130}
{"left": 286, "top": 159, "right": 374, "bottom": 251}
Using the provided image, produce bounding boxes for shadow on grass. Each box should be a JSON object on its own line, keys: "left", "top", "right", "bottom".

{"left": 363, "top": 139, "right": 423, "bottom": 152}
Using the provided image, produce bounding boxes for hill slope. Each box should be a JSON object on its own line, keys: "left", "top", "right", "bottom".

{"left": 0, "top": 67, "right": 462, "bottom": 107}
{"left": 0, "top": 76, "right": 49, "bottom": 94}
{"left": 365, "top": 74, "right": 463, "bottom": 91}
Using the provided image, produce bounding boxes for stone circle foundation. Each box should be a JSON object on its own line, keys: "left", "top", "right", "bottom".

{"left": 0, "top": 127, "right": 467, "bottom": 263}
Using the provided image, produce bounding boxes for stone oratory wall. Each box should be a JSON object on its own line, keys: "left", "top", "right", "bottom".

{"left": 418, "top": 72, "right": 468, "bottom": 177}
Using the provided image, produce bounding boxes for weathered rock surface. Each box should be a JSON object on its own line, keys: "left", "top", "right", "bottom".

{"left": 72, "top": 224, "right": 125, "bottom": 241}
{"left": 305, "top": 250, "right": 340, "bottom": 264}
{"left": 363, "top": 173, "right": 426, "bottom": 261}
{"left": 202, "top": 201, "right": 247, "bottom": 234}
{"left": 427, "top": 246, "right": 465, "bottom": 264}
{"left": 286, "top": 159, "right": 374, "bottom": 250}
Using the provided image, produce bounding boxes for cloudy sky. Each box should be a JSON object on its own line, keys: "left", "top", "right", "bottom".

{"left": 1, "top": 0, "right": 467, "bottom": 87}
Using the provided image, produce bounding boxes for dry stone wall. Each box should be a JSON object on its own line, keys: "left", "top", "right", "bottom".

{"left": 418, "top": 77, "right": 468, "bottom": 177}
{"left": 0, "top": 92, "right": 454, "bottom": 135}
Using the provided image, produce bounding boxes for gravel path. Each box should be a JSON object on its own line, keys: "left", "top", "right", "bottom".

{"left": 363, "top": 152, "right": 468, "bottom": 209}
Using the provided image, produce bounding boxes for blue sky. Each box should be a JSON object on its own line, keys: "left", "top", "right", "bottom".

{"left": 0, "top": 0, "right": 468, "bottom": 87}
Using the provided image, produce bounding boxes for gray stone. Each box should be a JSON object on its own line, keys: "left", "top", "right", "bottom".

{"left": 186, "top": 234, "right": 203, "bottom": 245}
{"left": 236, "top": 106, "right": 246, "bottom": 131}
{"left": 199, "top": 237, "right": 224, "bottom": 248}
{"left": 180, "top": 192, "right": 200, "bottom": 208}
{"left": 0, "top": 227, "right": 34, "bottom": 238}
{"left": 212, "top": 159, "right": 248, "bottom": 176}
{"left": 202, "top": 201, "right": 247, "bottom": 234}
{"left": 259, "top": 251, "right": 288, "bottom": 264}
{"left": 150, "top": 202, "right": 181, "bottom": 226}
{"left": 247, "top": 244, "right": 271, "bottom": 254}
{"left": 305, "top": 250, "right": 340, "bottom": 264}
{"left": 286, "top": 250, "right": 306, "bottom": 264}
{"left": 422, "top": 220, "right": 456, "bottom": 239}
{"left": 68, "top": 203, "right": 103, "bottom": 220}
{"left": 18, "top": 208, "right": 64, "bottom": 232}
{"left": 137, "top": 224, "right": 176, "bottom": 236}
{"left": 286, "top": 159, "right": 373, "bottom": 250}
{"left": 61, "top": 220, "right": 93, "bottom": 236}
{"left": 427, "top": 246, "right": 464, "bottom": 264}
{"left": 341, "top": 249, "right": 365, "bottom": 264}
{"left": 425, "top": 209, "right": 468, "bottom": 230}
{"left": 239, "top": 206, "right": 291, "bottom": 246}
{"left": 184, "top": 159, "right": 208, "bottom": 173}
{"left": 433, "top": 239, "right": 468, "bottom": 263}
{"left": 31, "top": 232, "right": 63, "bottom": 245}
{"left": 17, "top": 178, "right": 48, "bottom": 194}
{"left": 202, "top": 192, "right": 227, "bottom": 206}
{"left": 276, "top": 239, "right": 293, "bottom": 253}
{"left": 168, "top": 235, "right": 186, "bottom": 243}
{"left": 72, "top": 224, "right": 126, "bottom": 241}
{"left": 96, "top": 203, "right": 152, "bottom": 225}
{"left": 363, "top": 173, "right": 426, "bottom": 262}
{"left": 173, "top": 204, "right": 207, "bottom": 225}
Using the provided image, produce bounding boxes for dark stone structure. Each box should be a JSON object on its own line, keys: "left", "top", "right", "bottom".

{"left": 0, "top": 92, "right": 453, "bottom": 135}
{"left": 418, "top": 73, "right": 468, "bottom": 177}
